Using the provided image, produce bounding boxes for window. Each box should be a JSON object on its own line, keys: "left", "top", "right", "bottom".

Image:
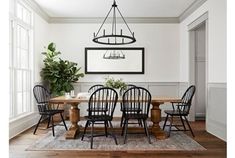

{"left": 9, "top": 1, "right": 33, "bottom": 119}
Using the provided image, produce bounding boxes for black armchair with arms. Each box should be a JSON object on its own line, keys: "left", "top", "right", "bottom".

{"left": 33, "top": 85, "right": 67, "bottom": 136}
{"left": 163, "top": 85, "right": 196, "bottom": 137}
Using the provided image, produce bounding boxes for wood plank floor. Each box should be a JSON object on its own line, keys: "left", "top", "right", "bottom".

{"left": 9, "top": 120, "right": 226, "bottom": 158}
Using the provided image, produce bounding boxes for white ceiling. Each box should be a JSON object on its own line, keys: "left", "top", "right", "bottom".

{"left": 34, "top": 0, "right": 196, "bottom": 18}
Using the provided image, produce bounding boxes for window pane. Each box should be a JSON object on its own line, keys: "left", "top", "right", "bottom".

{"left": 17, "top": 48, "right": 21, "bottom": 68}
{"left": 17, "top": 70, "right": 22, "bottom": 92}
{"left": 22, "top": 71, "right": 28, "bottom": 91}
{"left": 9, "top": 70, "right": 14, "bottom": 118}
{"left": 17, "top": 92, "right": 23, "bottom": 114}
{"left": 21, "top": 49, "right": 28, "bottom": 69}
{"left": 26, "top": 71, "right": 30, "bottom": 91}
{"left": 20, "top": 27, "right": 28, "bottom": 49}
{"left": 23, "top": 8, "right": 31, "bottom": 25}
{"left": 9, "top": 21, "right": 13, "bottom": 66}
{"left": 23, "top": 92, "right": 27, "bottom": 112}
{"left": 17, "top": 25, "right": 21, "bottom": 47}
{"left": 17, "top": 3, "right": 23, "bottom": 20}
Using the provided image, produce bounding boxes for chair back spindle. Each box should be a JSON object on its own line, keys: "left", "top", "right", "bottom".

{"left": 88, "top": 84, "right": 104, "bottom": 93}
{"left": 88, "top": 87, "right": 118, "bottom": 120}
{"left": 33, "top": 85, "right": 51, "bottom": 113}
{"left": 179, "top": 85, "right": 196, "bottom": 114}
{"left": 122, "top": 87, "right": 151, "bottom": 117}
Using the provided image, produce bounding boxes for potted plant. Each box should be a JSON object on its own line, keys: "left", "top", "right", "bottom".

{"left": 104, "top": 76, "right": 127, "bottom": 94}
{"left": 41, "top": 42, "right": 84, "bottom": 96}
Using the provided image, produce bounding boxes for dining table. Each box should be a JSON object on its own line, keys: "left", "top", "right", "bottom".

{"left": 49, "top": 95, "right": 181, "bottom": 140}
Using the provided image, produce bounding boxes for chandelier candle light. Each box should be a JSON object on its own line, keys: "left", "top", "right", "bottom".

{"left": 92, "top": 0, "right": 136, "bottom": 45}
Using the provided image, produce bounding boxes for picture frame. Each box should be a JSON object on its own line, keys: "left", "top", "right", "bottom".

{"left": 85, "top": 47, "right": 144, "bottom": 74}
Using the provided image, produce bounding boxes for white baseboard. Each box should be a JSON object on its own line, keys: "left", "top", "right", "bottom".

{"left": 9, "top": 112, "right": 40, "bottom": 139}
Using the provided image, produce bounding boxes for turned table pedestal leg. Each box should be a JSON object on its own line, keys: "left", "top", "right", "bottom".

{"left": 65, "top": 103, "right": 80, "bottom": 139}
{"left": 151, "top": 102, "right": 167, "bottom": 139}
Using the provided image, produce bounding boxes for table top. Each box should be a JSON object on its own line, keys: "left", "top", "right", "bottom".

{"left": 49, "top": 96, "right": 181, "bottom": 104}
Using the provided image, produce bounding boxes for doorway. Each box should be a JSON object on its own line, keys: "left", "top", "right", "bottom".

{"left": 194, "top": 23, "right": 206, "bottom": 120}
{"left": 188, "top": 13, "right": 208, "bottom": 123}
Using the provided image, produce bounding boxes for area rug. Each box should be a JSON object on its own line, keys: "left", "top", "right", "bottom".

{"left": 26, "top": 121, "right": 206, "bottom": 151}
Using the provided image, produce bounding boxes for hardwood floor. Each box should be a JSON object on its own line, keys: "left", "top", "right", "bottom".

{"left": 9, "top": 119, "right": 226, "bottom": 158}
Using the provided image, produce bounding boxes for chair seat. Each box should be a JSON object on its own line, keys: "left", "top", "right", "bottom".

{"left": 124, "top": 113, "right": 148, "bottom": 120}
{"left": 84, "top": 115, "right": 112, "bottom": 121}
{"left": 86, "top": 108, "right": 108, "bottom": 112}
{"left": 164, "top": 110, "right": 188, "bottom": 116}
{"left": 121, "top": 107, "right": 142, "bottom": 112}
{"left": 40, "top": 109, "right": 64, "bottom": 115}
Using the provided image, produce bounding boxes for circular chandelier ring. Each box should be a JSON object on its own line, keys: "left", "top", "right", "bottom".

{"left": 93, "top": 35, "right": 136, "bottom": 45}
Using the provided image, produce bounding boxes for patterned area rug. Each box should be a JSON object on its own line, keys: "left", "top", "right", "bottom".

{"left": 26, "top": 121, "right": 206, "bottom": 151}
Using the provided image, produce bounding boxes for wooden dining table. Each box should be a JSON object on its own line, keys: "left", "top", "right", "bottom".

{"left": 49, "top": 96, "right": 181, "bottom": 140}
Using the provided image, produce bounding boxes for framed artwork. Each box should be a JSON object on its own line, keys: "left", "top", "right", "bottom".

{"left": 85, "top": 47, "right": 144, "bottom": 74}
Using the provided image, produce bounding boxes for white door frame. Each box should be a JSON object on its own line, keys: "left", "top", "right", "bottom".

{"left": 188, "top": 12, "right": 208, "bottom": 124}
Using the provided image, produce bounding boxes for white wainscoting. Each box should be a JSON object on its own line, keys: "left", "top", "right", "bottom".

{"left": 9, "top": 82, "right": 41, "bottom": 139}
{"left": 9, "top": 112, "right": 40, "bottom": 139}
{"left": 72, "top": 82, "right": 180, "bottom": 117}
{"left": 206, "top": 83, "right": 227, "bottom": 141}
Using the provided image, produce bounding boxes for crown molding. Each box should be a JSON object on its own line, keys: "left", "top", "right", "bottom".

{"left": 179, "top": 0, "right": 207, "bottom": 22}
{"left": 48, "top": 17, "right": 179, "bottom": 24}
{"left": 26, "top": 0, "right": 206, "bottom": 24}
{"left": 22, "top": 0, "right": 50, "bottom": 22}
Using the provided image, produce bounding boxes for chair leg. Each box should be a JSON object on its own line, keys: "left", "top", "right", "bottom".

{"left": 180, "top": 116, "right": 186, "bottom": 130}
{"left": 109, "top": 120, "right": 118, "bottom": 145}
{"left": 90, "top": 122, "right": 94, "bottom": 149}
{"left": 137, "top": 111, "right": 143, "bottom": 127}
{"left": 168, "top": 115, "right": 174, "bottom": 137}
{"left": 105, "top": 120, "right": 108, "bottom": 137}
{"left": 143, "top": 119, "right": 147, "bottom": 136}
{"left": 81, "top": 121, "right": 89, "bottom": 141}
{"left": 143, "top": 119, "right": 151, "bottom": 144}
{"left": 163, "top": 114, "right": 169, "bottom": 130}
{"left": 120, "top": 113, "right": 124, "bottom": 127}
{"left": 60, "top": 113, "right": 67, "bottom": 130}
{"left": 33, "top": 115, "right": 43, "bottom": 134}
{"left": 47, "top": 116, "right": 51, "bottom": 128}
{"left": 121, "top": 118, "right": 126, "bottom": 136}
{"left": 124, "top": 119, "right": 128, "bottom": 144}
{"left": 138, "top": 119, "right": 143, "bottom": 127}
{"left": 51, "top": 115, "right": 55, "bottom": 137}
{"left": 184, "top": 116, "right": 195, "bottom": 137}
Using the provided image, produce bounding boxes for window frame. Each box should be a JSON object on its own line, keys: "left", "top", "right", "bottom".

{"left": 9, "top": 0, "right": 34, "bottom": 120}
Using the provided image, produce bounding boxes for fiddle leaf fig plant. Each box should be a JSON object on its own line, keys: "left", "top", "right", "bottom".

{"left": 41, "top": 42, "right": 84, "bottom": 96}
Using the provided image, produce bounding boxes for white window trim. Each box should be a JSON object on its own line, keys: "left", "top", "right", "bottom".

{"left": 9, "top": 0, "right": 34, "bottom": 120}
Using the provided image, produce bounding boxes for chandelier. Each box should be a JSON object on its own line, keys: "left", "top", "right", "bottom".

{"left": 93, "top": 0, "right": 136, "bottom": 45}
{"left": 103, "top": 50, "right": 125, "bottom": 59}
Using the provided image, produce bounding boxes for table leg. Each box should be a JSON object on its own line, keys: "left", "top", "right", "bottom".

{"left": 151, "top": 102, "right": 167, "bottom": 139}
{"left": 65, "top": 103, "right": 80, "bottom": 139}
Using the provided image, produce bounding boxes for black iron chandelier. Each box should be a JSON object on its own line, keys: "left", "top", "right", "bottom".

{"left": 93, "top": 0, "right": 136, "bottom": 45}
